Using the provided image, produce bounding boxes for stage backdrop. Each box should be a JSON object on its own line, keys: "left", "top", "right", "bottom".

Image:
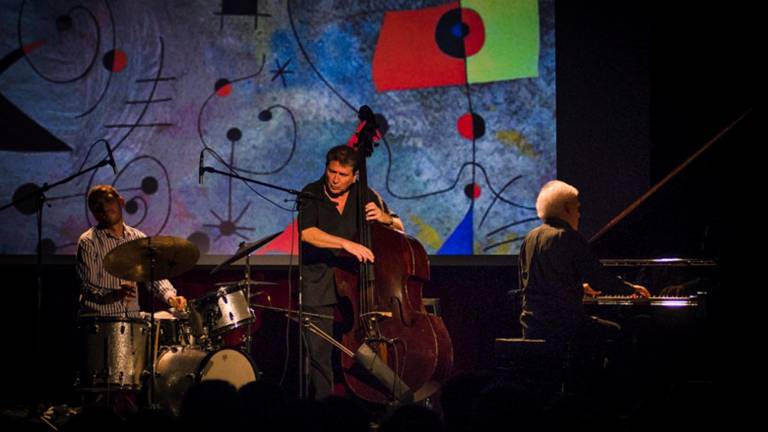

{"left": 0, "top": 0, "right": 555, "bottom": 257}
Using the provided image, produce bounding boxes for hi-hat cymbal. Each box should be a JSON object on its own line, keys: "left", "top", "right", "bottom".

{"left": 104, "top": 236, "right": 200, "bottom": 282}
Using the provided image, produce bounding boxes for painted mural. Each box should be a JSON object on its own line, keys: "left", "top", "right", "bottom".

{"left": 0, "top": 0, "right": 555, "bottom": 256}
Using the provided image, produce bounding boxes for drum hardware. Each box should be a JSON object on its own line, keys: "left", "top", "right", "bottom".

{"left": 0, "top": 139, "right": 121, "bottom": 412}
{"left": 189, "top": 285, "right": 255, "bottom": 339}
{"left": 208, "top": 232, "right": 281, "bottom": 355}
{"left": 153, "top": 311, "right": 197, "bottom": 348}
{"left": 104, "top": 236, "right": 200, "bottom": 283}
{"left": 153, "top": 347, "right": 259, "bottom": 416}
{"left": 193, "top": 164, "right": 312, "bottom": 399}
{"left": 251, "top": 303, "right": 334, "bottom": 321}
{"left": 75, "top": 316, "right": 151, "bottom": 391}
{"left": 214, "top": 280, "right": 277, "bottom": 287}
{"left": 103, "top": 235, "right": 200, "bottom": 406}
{"left": 208, "top": 232, "right": 281, "bottom": 276}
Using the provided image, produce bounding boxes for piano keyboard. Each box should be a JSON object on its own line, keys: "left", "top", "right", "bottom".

{"left": 583, "top": 295, "right": 698, "bottom": 307}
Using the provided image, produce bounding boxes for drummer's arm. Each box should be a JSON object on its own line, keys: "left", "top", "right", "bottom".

{"left": 152, "top": 279, "right": 186, "bottom": 310}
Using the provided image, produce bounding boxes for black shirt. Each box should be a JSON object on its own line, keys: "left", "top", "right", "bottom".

{"left": 519, "top": 217, "right": 633, "bottom": 339}
{"left": 299, "top": 178, "right": 392, "bottom": 306}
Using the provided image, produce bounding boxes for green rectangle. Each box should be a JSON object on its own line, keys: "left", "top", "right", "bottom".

{"left": 465, "top": 0, "right": 540, "bottom": 83}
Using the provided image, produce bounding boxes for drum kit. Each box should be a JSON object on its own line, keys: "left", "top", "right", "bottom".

{"left": 74, "top": 235, "right": 270, "bottom": 414}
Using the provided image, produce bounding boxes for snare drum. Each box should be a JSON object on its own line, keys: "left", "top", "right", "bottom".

{"left": 189, "top": 285, "right": 254, "bottom": 337}
{"left": 75, "top": 316, "right": 150, "bottom": 390}
{"left": 154, "top": 346, "right": 258, "bottom": 415}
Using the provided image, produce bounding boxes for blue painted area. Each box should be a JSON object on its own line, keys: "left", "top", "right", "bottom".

{"left": 438, "top": 204, "right": 473, "bottom": 255}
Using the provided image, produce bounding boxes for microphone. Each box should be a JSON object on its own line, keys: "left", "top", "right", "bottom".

{"left": 103, "top": 140, "right": 117, "bottom": 175}
{"left": 198, "top": 149, "right": 205, "bottom": 185}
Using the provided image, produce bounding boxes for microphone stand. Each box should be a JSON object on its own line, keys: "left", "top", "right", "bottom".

{"left": 0, "top": 155, "right": 114, "bottom": 415}
{"left": 200, "top": 166, "right": 320, "bottom": 400}
{"left": 144, "top": 238, "right": 162, "bottom": 409}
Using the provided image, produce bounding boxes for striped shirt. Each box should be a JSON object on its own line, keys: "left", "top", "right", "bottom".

{"left": 76, "top": 224, "right": 176, "bottom": 317}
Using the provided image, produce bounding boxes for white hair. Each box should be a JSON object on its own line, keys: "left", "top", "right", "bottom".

{"left": 535, "top": 180, "right": 579, "bottom": 220}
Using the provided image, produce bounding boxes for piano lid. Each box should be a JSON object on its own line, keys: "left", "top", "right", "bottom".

{"left": 589, "top": 110, "right": 749, "bottom": 260}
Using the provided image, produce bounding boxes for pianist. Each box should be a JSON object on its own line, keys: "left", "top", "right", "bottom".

{"left": 518, "top": 180, "right": 649, "bottom": 345}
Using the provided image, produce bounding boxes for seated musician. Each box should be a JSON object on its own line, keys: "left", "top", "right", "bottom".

{"left": 76, "top": 185, "right": 187, "bottom": 317}
{"left": 518, "top": 180, "right": 649, "bottom": 349}
{"left": 299, "top": 145, "right": 403, "bottom": 400}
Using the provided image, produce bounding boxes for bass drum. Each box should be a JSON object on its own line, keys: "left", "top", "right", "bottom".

{"left": 154, "top": 346, "right": 258, "bottom": 415}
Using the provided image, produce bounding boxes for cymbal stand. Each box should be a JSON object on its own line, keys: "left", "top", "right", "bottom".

{"left": 146, "top": 238, "right": 158, "bottom": 408}
{"left": 243, "top": 244, "right": 253, "bottom": 355}
{"left": 0, "top": 140, "right": 116, "bottom": 415}
{"left": 198, "top": 165, "right": 323, "bottom": 400}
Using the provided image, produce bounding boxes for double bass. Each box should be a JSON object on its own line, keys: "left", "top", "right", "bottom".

{"left": 334, "top": 107, "right": 453, "bottom": 403}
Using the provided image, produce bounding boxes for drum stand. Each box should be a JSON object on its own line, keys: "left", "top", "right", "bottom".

{"left": 144, "top": 239, "right": 159, "bottom": 408}
{"left": 243, "top": 249, "right": 253, "bottom": 355}
{"left": 198, "top": 163, "right": 320, "bottom": 400}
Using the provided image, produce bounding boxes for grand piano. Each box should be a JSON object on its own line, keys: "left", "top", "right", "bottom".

{"left": 573, "top": 113, "right": 737, "bottom": 387}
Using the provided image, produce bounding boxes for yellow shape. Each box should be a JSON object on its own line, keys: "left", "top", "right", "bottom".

{"left": 496, "top": 130, "right": 538, "bottom": 158}
{"left": 409, "top": 215, "right": 443, "bottom": 250}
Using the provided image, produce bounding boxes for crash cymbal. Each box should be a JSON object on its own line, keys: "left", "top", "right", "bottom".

{"left": 104, "top": 236, "right": 200, "bottom": 282}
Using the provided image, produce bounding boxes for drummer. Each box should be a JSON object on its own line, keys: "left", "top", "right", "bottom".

{"left": 75, "top": 185, "right": 187, "bottom": 318}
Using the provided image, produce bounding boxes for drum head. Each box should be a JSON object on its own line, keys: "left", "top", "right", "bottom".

{"left": 199, "top": 348, "right": 258, "bottom": 387}
{"left": 154, "top": 347, "right": 258, "bottom": 415}
{"left": 77, "top": 315, "right": 148, "bottom": 325}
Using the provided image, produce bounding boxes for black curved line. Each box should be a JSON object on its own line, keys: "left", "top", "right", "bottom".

{"left": 18, "top": 2, "right": 100, "bottom": 84}
{"left": 474, "top": 163, "right": 534, "bottom": 209}
{"left": 462, "top": 87, "right": 477, "bottom": 193}
{"left": 46, "top": 191, "right": 86, "bottom": 202}
{"left": 112, "top": 155, "right": 173, "bottom": 234}
{"left": 478, "top": 174, "right": 524, "bottom": 228}
{"left": 286, "top": 0, "right": 356, "bottom": 112}
{"left": 194, "top": 57, "right": 293, "bottom": 211}
{"left": 231, "top": 54, "right": 268, "bottom": 84}
{"left": 196, "top": 55, "right": 268, "bottom": 151}
{"left": 82, "top": 138, "right": 114, "bottom": 221}
{"left": 383, "top": 139, "right": 465, "bottom": 200}
{"left": 202, "top": 147, "right": 294, "bottom": 212}
{"left": 482, "top": 236, "right": 524, "bottom": 252}
{"left": 76, "top": 138, "right": 105, "bottom": 172}
{"left": 85, "top": 155, "right": 172, "bottom": 234}
{"left": 288, "top": 0, "right": 528, "bottom": 222}
{"left": 485, "top": 217, "right": 539, "bottom": 238}
{"left": 112, "top": 37, "right": 166, "bottom": 152}
{"left": 196, "top": 92, "right": 217, "bottom": 150}
{"left": 382, "top": 135, "right": 533, "bottom": 209}
{"left": 75, "top": 0, "right": 117, "bottom": 118}
{"left": 231, "top": 104, "right": 296, "bottom": 175}
{"left": 125, "top": 195, "right": 149, "bottom": 226}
